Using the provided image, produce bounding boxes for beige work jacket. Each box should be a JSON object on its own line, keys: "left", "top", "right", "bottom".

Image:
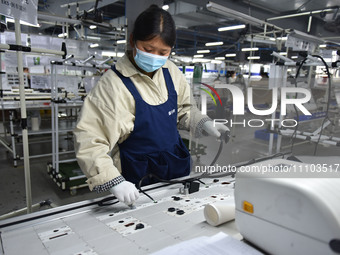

{"left": 74, "top": 53, "right": 208, "bottom": 190}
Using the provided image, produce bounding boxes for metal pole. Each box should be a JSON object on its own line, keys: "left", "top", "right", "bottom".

{"left": 51, "top": 64, "right": 56, "bottom": 170}
{"left": 0, "top": 50, "right": 7, "bottom": 141}
{"left": 307, "top": 15, "right": 312, "bottom": 33}
{"left": 276, "top": 66, "right": 288, "bottom": 153}
{"left": 9, "top": 111, "right": 17, "bottom": 167}
{"left": 14, "top": 19, "right": 32, "bottom": 213}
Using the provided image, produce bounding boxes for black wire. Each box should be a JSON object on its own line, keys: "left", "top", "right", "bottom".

{"left": 311, "top": 55, "right": 332, "bottom": 155}
{"left": 290, "top": 57, "right": 308, "bottom": 154}
{"left": 97, "top": 197, "right": 119, "bottom": 206}
{"left": 290, "top": 55, "right": 332, "bottom": 155}
{"left": 136, "top": 173, "right": 206, "bottom": 203}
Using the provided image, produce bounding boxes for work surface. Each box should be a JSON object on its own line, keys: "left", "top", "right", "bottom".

{"left": 0, "top": 176, "right": 253, "bottom": 255}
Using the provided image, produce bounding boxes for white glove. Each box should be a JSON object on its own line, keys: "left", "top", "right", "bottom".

{"left": 109, "top": 181, "right": 139, "bottom": 205}
{"left": 202, "top": 120, "right": 230, "bottom": 138}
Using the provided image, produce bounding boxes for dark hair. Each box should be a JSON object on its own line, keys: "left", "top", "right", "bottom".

{"left": 132, "top": 5, "right": 176, "bottom": 47}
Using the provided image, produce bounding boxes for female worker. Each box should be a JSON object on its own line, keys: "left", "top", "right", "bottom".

{"left": 74, "top": 5, "right": 228, "bottom": 206}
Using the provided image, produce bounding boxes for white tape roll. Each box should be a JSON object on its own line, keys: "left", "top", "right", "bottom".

{"left": 204, "top": 202, "right": 235, "bottom": 226}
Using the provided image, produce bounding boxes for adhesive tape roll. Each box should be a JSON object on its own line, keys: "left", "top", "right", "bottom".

{"left": 204, "top": 202, "right": 235, "bottom": 227}
{"left": 31, "top": 117, "right": 40, "bottom": 131}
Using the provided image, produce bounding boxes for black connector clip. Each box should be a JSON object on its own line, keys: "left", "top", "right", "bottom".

{"left": 180, "top": 179, "right": 200, "bottom": 195}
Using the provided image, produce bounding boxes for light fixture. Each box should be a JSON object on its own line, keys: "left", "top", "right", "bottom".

{"left": 58, "top": 33, "right": 68, "bottom": 38}
{"left": 225, "top": 53, "right": 236, "bottom": 57}
{"left": 193, "top": 58, "right": 211, "bottom": 63}
{"left": 197, "top": 50, "right": 210, "bottom": 53}
{"left": 218, "top": 24, "right": 246, "bottom": 32}
{"left": 6, "top": 18, "right": 41, "bottom": 27}
{"left": 288, "top": 30, "right": 324, "bottom": 45}
{"left": 215, "top": 57, "right": 225, "bottom": 60}
{"left": 116, "top": 39, "right": 126, "bottom": 44}
{"left": 171, "top": 52, "right": 176, "bottom": 55}
{"left": 102, "top": 51, "right": 124, "bottom": 57}
{"left": 279, "top": 52, "right": 287, "bottom": 56}
{"left": 90, "top": 43, "right": 99, "bottom": 48}
{"left": 86, "top": 36, "right": 101, "bottom": 41}
{"left": 207, "top": 2, "right": 265, "bottom": 27}
{"left": 162, "top": 5, "right": 169, "bottom": 10}
{"left": 194, "top": 54, "right": 204, "bottom": 58}
{"left": 211, "top": 60, "right": 222, "bottom": 64}
{"left": 205, "top": 41, "right": 223, "bottom": 46}
{"left": 242, "top": 47, "right": 259, "bottom": 52}
{"left": 89, "top": 25, "right": 97, "bottom": 29}
{"left": 291, "top": 56, "right": 298, "bottom": 59}
{"left": 247, "top": 56, "right": 260, "bottom": 60}
{"left": 319, "top": 44, "right": 327, "bottom": 48}
{"left": 269, "top": 37, "right": 288, "bottom": 41}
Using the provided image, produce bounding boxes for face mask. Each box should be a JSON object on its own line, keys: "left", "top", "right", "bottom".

{"left": 134, "top": 47, "right": 168, "bottom": 73}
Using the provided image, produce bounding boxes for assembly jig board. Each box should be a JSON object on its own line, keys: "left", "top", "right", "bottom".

{"left": 0, "top": 176, "right": 241, "bottom": 255}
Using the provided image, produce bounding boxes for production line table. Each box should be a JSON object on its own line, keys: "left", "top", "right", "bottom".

{"left": 0, "top": 175, "right": 256, "bottom": 255}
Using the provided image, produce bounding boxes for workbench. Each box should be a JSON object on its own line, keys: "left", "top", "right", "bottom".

{"left": 0, "top": 175, "right": 257, "bottom": 255}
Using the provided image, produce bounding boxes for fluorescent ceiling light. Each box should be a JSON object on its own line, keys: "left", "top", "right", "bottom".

{"left": 279, "top": 52, "right": 287, "bottom": 56}
{"left": 116, "top": 39, "right": 126, "bottom": 44}
{"left": 197, "top": 50, "right": 210, "bottom": 53}
{"left": 193, "top": 58, "right": 211, "bottom": 63}
{"left": 242, "top": 47, "right": 259, "bottom": 51}
{"left": 162, "top": 5, "right": 169, "bottom": 10}
{"left": 218, "top": 24, "right": 246, "bottom": 32}
{"left": 89, "top": 25, "right": 97, "bottom": 29}
{"left": 171, "top": 52, "right": 176, "bottom": 55}
{"left": 6, "top": 18, "right": 40, "bottom": 27}
{"left": 215, "top": 57, "right": 225, "bottom": 60}
{"left": 291, "top": 56, "right": 298, "bottom": 59}
{"left": 87, "top": 36, "right": 101, "bottom": 41}
{"left": 90, "top": 43, "right": 99, "bottom": 48}
{"left": 247, "top": 56, "right": 260, "bottom": 60}
{"left": 319, "top": 44, "right": 327, "bottom": 48}
{"left": 102, "top": 51, "right": 124, "bottom": 57}
{"left": 206, "top": 2, "right": 265, "bottom": 27}
{"left": 211, "top": 60, "right": 222, "bottom": 64}
{"left": 194, "top": 54, "right": 204, "bottom": 58}
{"left": 58, "top": 33, "right": 68, "bottom": 38}
{"left": 205, "top": 41, "right": 223, "bottom": 46}
{"left": 270, "top": 37, "right": 287, "bottom": 41}
{"left": 225, "top": 53, "right": 236, "bottom": 57}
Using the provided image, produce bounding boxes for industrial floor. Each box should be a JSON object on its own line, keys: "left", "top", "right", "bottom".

{"left": 1, "top": 111, "right": 340, "bottom": 218}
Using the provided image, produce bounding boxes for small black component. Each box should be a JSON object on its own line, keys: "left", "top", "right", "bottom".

{"left": 188, "top": 181, "right": 200, "bottom": 194}
{"left": 21, "top": 118, "right": 27, "bottom": 130}
{"left": 173, "top": 196, "right": 181, "bottom": 201}
{"left": 8, "top": 44, "right": 31, "bottom": 52}
{"left": 330, "top": 239, "right": 340, "bottom": 253}
{"left": 168, "top": 207, "right": 176, "bottom": 212}
{"left": 135, "top": 223, "right": 144, "bottom": 230}
{"left": 213, "top": 179, "right": 219, "bottom": 183}
{"left": 176, "top": 210, "right": 185, "bottom": 215}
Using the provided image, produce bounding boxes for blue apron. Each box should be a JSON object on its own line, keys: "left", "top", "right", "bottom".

{"left": 111, "top": 66, "right": 191, "bottom": 186}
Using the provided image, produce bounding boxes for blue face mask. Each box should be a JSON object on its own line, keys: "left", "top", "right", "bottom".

{"left": 134, "top": 47, "right": 168, "bottom": 73}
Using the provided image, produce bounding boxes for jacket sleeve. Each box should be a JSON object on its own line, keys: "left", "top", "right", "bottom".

{"left": 73, "top": 94, "right": 123, "bottom": 191}
{"left": 176, "top": 69, "right": 211, "bottom": 138}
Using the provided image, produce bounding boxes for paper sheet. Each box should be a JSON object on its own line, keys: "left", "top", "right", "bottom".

{"left": 151, "top": 232, "right": 263, "bottom": 255}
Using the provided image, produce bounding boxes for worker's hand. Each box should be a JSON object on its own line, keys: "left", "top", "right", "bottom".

{"left": 203, "top": 121, "right": 230, "bottom": 140}
{"left": 109, "top": 181, "right": 139, "bottom": 205}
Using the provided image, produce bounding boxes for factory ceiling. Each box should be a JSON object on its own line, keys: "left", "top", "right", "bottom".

{"left": 5, "top": 0, "right": 340, "bottom": 62}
